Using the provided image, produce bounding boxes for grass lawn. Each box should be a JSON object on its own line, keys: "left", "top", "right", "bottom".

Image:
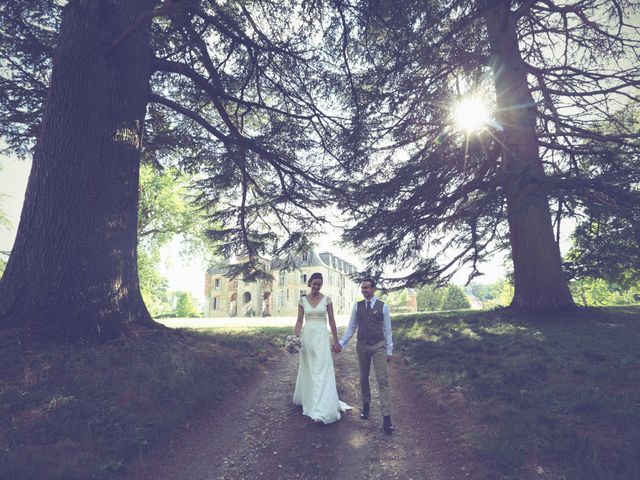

{"left": 2, "top": 307, "right": 638, "bottom": 480}
{"left": 0, "top": 325, "right": 290, "bottom": 480}
{"left": 394, "top": 306, "right": 640, "bottom": 480}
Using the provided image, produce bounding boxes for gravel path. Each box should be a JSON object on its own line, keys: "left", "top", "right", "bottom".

{"left": 126, "top": 342, "right": 478, "bottom": 480}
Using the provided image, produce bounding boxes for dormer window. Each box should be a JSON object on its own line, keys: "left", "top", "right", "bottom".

{"left": 302, "top": 252, "right": 309, "bottom": 262}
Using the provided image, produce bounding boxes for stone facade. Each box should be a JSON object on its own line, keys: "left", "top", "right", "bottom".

{"left": 204, "top": 251, "right": 360, "bottom": 317}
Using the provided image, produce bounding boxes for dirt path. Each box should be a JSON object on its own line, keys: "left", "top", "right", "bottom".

{"left": 127, "top": 345, "right": 477, "bottom": 480}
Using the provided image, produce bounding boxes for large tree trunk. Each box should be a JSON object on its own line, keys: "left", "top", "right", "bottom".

{"left": 0, "top": 0, "right": 160, "bottom": 339}
{"left": 484, "top": 3, "right": 575, "bottom": 311}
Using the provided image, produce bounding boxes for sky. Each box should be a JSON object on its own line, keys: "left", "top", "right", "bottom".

{"left": 0, "top": 153, "right": 513, "bottom": 307}
{"left": 0, "top": 156, "right": 30, "bottom": 255}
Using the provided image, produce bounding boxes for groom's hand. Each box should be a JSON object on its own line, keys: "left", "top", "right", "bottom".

{"left": 332, "top": 342, "right": 342, "bottom": 353}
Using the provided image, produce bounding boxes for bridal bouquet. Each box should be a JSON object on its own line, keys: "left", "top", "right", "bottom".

{"left": 284, "top": 334, "right": 302, "bottom": 354}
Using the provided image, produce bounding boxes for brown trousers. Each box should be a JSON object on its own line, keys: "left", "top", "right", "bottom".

{"left": 356, "top": 339, "right": 391, "bottom": 416}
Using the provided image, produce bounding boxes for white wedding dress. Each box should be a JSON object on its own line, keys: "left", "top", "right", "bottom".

{"left": 293, "top": 295, "right": 351, "bottom": 424}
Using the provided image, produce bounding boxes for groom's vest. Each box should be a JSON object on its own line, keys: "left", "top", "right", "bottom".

{"left": 356, "top": 299, "right": 385, "bottom": 344}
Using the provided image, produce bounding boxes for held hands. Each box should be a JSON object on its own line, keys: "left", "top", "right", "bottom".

{"left": 331, "top": 341, "right": 342, "bottom": 353}
{"left": 387, "top": 355, "right": 393, "bottom": 363}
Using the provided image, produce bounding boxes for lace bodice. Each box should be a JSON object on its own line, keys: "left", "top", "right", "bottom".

{"left": 300, "top": 295, "right": 332, "bottom": 322}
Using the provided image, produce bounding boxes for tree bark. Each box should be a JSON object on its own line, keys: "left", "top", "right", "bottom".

{"left": 484, "top": 2, "right": 575, "bottom": 311}
{"left": 0, "top": 0, "right": 161, "bottom": 339}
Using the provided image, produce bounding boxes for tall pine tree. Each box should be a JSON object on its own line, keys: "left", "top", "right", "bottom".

{"left": 334, "top": 0, "right": 639, "bottom": 311}
{"left": 0, "top": 0, "right": 347, "bottom": 338}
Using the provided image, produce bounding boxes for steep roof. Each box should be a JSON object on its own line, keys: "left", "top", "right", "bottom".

{"left": 270, "top": 249, "right": 327, "bottom": 270}
{"left": 208, "top": 249, "right": 357, "bottom": 276}
{"left": 318, "top": 252, "right": 356, "bottom": 274}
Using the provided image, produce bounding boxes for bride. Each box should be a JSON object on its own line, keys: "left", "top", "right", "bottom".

{"left": 293, "top": 272, "right": 351, "bottom": 424}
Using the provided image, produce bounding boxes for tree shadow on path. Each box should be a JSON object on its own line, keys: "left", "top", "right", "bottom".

{"left": 126, "top": 338, "right": 479, "bottom": 480}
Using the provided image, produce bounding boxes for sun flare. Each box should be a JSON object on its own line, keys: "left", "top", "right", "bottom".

{"left": 452, "top": 97, "right": 492, "bottom": 133}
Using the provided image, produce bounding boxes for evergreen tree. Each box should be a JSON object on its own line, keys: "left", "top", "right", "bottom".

{"left": 1, "top": 0, "right": 158, "bottom": 338}
{"left": 564, "top": 109, "right": 640, "bottom": 289}
{"left": 416, "top": 285, "right": 446, "bottom": 311}
{"left": 442, "top": 285, "right": 472, "bottom": 310}
{"left": 2, "top": 0, "right": 637, "bottom": 338}
{"left": 336, "top": 0, "right": 639, "bottom": 312}
{"left": 0, "top": 1, "right": 347, "bottom": 338}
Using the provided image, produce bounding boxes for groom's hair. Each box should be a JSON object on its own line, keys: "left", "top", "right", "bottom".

{"left": 361, "top": 278, "right": 376, "bottom": 289}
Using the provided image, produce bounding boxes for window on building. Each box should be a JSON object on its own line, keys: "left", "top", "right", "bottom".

{"left": 212, "top": 297, "right": 220, "bottom": 310}
{"left": 299, "top": 290, "right": 306, "bottom": 298}
{"left": 302, "top": 252, "right": 309, "bottom": 261}
{"left": 279, "top": 270, "right": 286, "bottom": 286}
{"left": 300, "top": 273, "right": 307, "bottom": 284}
{"left": 214, "top": 278, "right": 221, "bottom": 290}
{"left": 279, "top": 290, "right": 286, "bottom": 307}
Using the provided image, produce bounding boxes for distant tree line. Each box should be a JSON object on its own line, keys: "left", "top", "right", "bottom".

{"left": 415, "top": 284, "right": 472, "bottom": 312}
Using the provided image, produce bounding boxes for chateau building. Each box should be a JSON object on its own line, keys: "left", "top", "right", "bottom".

{"left": 204, "top": 250, "right": 361, "bottom": 317}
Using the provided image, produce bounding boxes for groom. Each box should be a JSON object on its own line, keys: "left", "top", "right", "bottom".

{"left": 333, "top": 278, "right": 394, "bottom": 434}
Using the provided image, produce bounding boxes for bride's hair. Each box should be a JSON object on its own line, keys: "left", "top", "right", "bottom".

{"left": 307, "top": 272, "right": 323, "bottom": 287}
